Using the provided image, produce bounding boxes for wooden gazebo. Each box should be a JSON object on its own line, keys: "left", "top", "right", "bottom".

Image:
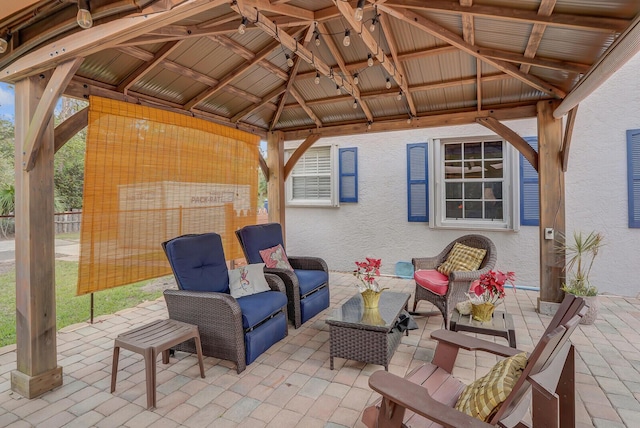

{"left": 1, "top": 0, "right": 639, "bottom": 398}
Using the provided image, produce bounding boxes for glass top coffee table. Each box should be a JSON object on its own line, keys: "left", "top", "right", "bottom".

{"left": 325, "top": 291, "right": 410, "bottom": 370}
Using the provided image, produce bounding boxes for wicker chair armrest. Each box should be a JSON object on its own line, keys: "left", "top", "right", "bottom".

{"left": 368, "top": 371, "right": 492, "bottom": 428}
{"left": 431, "top": 329, "right": 522, "bottom": 358}
{"left": 265, "top": 273, "right": 286, "bottom": 294}
{"left": 287, "top": 256, "right": 328, "bottom": 272}
{"left": 264, "top": 267, "right": 299, "bottom": 285}
{"left": 448, "top": 264, "right": 493, "bottom": 282}
{"left": 412, "top": 256, "right": 441, "bottom": 270}
{"left": 163, "top": 289, "right": 242, "bottom": 329}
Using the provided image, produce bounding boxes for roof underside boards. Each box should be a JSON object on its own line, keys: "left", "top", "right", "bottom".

{"left": 0, "top": 0, "right": 639, "bottom": 138}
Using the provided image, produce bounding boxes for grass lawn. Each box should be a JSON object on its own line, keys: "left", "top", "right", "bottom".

{"left": 0, "top": 261, "right": 164, "bottom": 347}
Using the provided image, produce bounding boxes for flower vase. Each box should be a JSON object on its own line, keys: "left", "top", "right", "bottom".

{"left": 361, "top": 289, "right": 382, "bottom": 309}
{"left": 361, "top": 308, "right": 385, "bottom": 326}
{"left": 471, "top": 302, "right": 495, "bottom": 322}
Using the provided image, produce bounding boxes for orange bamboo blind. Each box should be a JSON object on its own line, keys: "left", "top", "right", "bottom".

{"left": 77, "top": 97, "right": 260, "bottom": 295}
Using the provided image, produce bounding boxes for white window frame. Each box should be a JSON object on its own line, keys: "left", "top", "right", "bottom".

{"left": 285, "top": 144, "right": 339, "bottom": 207}
{"left": 429, "top": 136, "right": 520, "bottom": 231}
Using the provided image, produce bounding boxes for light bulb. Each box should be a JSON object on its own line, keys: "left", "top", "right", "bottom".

{"left": 355, "top": 0, "right": 365, "bottom": 21}
{"left": 386, "top": 78, "right": 391, "bottom": 89}
{"left": 369, "top": 21, "right": 376, "bottom": 33}
{"left": 367, "top": 54, "right": 374, "bottom": 67}
{"left": 336, "top": 85, "right": 341, "bottom": 95}
{"left": 353, "top": 99, "right": 358, "bottom": 109}
{"left": 315, "top": 34, "right": 320, "bottom": 46}
{"left": 238, "top": 17, "right": 247, "bottom": 35}
{"left": 397, "top": 91, "right": 403, "bottom": 101}
{"left": 0, "top": 38, "right": 7, "bottom": 54}
{"left": 367, "top": 122, "right": 372, "bottom": 130}
{"left": 315, "top": 72, "right": 320, "bottom": 85}
{"left": 76, "top": 0, "right": 93, "bottom": 29}
{"left": 285, "top": 54, "right": 294, "bottom": 68}
{"left": 353, "top": 74, "right": 359, "bottom": 85}
{"left": 343, "top": 30, "right": 351, "bottom": 47}
{"left": 407, "top": 116, "right": 412, "bottom": 124}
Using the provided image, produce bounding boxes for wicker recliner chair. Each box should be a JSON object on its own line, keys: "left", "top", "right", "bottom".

{"left": 412, "top": 234, "right": 497, "bottom": 329}
{"left": 162, "top": 233, "right": 288, "bottom": 374}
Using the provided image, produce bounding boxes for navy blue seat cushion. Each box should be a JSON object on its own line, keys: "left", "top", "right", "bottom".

{"left": 295, "top": 269, "right": 329, "bottom": 296}
{"left": 164, "top": 233, "right": 229, "bottom": 293}
{"left": 244, "top": 312, "right": 287, "bottom": 365}
{"left": 238, "top": 223, "right": 285, "bottom": 264}
{"left": 300, "top": 286, "right": 330, "bottom": 324}
{"left": 236, "top": 291, "right": 288, "bottom": 330}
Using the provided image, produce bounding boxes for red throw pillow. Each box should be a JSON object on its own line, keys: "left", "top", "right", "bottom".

{"left": 259, "top": 244, "right": 294, "bottom": 271}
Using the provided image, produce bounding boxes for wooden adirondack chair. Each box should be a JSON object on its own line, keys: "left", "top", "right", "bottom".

{"left": 362, "top": 294, "right": 586, "bottom": 428}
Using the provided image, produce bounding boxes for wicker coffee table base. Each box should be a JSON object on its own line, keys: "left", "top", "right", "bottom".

{"left": 329, "top": 325, "right": 404, "bottom": 371}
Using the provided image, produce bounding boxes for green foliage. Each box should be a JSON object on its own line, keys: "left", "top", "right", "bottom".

{"left": 0, "top": 183, "right": 14, "bottom": 215}
{"left": 54, "top": 133, "right": 85, "bottom": 210}
{"left": 557, "top": 230, "right": 604, "bottom": 296}
{"left": 0, "top": 261, "right": 163, "bottom": 347}
{"left": 0, "top": 118, "right": 14, "bottom": 189}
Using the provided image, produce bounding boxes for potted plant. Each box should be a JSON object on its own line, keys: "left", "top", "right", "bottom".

{"left": 557, "top": 230, "right": 604, "bottom": 325}
{"left": 353, "top": 258, "right": 387, "bottom": 308}
{"left": 467, "top": 270, "right": 515, "bottom": 322}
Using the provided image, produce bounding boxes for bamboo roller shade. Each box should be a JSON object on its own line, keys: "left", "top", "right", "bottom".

{"left": 77, "top": 96, "right": 260, "bottom": 295}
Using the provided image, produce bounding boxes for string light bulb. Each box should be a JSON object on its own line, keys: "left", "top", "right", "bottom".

{"left": 407, "top": 115, "right": 413, "bottom": 124}
{"left": 76, "top": 0, "right": 93, "bottom": 29}
{"left": 353, "top": 99, "right": 358, "bottom": 109}
{"left": 354, "top": 0, "right": 365, "bottom": 22}
{"left": 397, "top": 91, "right": 403, "bottom": 101}
{"left": 315, "top": 33, "right": 321, "bottom": 46}
{"left": 367, "top": 121, "right": 372, "bottom": 130}
{"left": 0, "top": 34, "right": 9, "bottom": 54}
{"left": 238, "top": 17, "right": 247, "bottom": 35}
{"left": 367, "top": 53, "right": 374, "bottom": 67}
{"left": 370, "top": 17, "right": 377, "bottom": 32}
{"left": 343, "top": 30, "right": 351, "bottom": 47}
{"left": 353, "top": 73, "right": 359, "bottom": 85}
{"left": 285, "top": 53, "right": 294, "bottom": 67}
{"left": 386, "top": 78, "right": 391, "bottom": 89}
{"left": 314, "top": 72, "right": 320, "bottom": 85}
{"left": 336, "top": 84, "right": 341, "bottom": 95}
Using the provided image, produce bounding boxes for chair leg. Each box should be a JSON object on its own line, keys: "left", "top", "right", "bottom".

{"left": 143, "top": 349, "right": 155, "bottom": 409}
{"left": 110, "top": 345, "right": 120, "bottom": 393}
{"left": 193, "top": 335, "right": 205, "bottom": 379}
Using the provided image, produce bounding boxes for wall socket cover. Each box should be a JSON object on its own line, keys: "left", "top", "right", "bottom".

{"left": 544, "top": 228, "right": 554, "bottom": 240}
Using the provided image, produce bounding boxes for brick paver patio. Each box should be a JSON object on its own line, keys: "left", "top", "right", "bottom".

{"left": 1, "top": 272, "right": 640, "bottom": 427}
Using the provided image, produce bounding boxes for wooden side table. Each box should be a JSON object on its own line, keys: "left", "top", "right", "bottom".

{"left": 449, "top": 309, "right": 517, "bottom": 348}
{"left": 111, "top": 319, "right": 205, "bottom": 409}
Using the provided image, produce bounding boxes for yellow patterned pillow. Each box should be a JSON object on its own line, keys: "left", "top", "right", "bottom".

{"left": 437, "top": 243, "right": 487, "bottom": 276}
{"left": 454, "top": 352, "right": 528, "bottom": 422}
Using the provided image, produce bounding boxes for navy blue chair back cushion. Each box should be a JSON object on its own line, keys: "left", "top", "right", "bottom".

{"left": 164, "top": 233, "right": 230, "bottom": 293}
{"left": 237, "top": 223, "right": 285, "bottom": 264}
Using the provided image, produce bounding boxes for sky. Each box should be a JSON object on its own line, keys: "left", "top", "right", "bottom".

{"left": 0, "top": 82, "right": 14, "bottom": 121}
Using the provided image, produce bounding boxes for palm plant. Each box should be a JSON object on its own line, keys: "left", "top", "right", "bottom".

{"left": 0, "top": 183, "right": 14, "bottom": 215}
{"left": 557, "top": 230, "right": 604, "bottom": 296}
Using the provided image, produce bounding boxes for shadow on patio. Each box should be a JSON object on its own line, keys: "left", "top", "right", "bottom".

{"left": 1, "top": 272, "right": 639, "bottom": 427}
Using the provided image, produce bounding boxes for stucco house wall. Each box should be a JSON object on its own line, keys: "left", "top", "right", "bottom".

{"left": 283, "top": 53, "right": 640, "bottom": 298}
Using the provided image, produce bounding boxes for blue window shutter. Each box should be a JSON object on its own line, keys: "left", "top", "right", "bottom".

{"left": 339, "top": 147, "right": 358, "bottom": 203}
{"left": 520, "top": 137, "right": 539, "bottom": 226}
{"left": 407, "top": 143, "right": 429, "bottom": 222}
{"left": 627, "top": 129, "right": 640, "bottom": 228}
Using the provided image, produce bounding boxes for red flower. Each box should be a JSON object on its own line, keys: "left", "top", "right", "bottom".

{"left": 469, "top": 270, "right": 515, "bottom": 304}
{"left": 354, "top": 258, "right": 383, "bottom": 292}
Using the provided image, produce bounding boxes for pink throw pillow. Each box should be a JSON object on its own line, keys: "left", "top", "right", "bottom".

{"left": 259, "top": 244, "right": 294, "bottom": 271}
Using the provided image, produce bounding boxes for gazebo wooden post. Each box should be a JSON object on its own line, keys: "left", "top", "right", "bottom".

{"left": 11, "top": 73, "right": 62, "bottom": 398}
{"left": 267, "top": 131, "right": 285, "bottom": 231}
{"left": 537, "top": 100, "right": 566, "bottom": 315}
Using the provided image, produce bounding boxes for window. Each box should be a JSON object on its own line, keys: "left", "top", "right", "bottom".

{"left": 627, "top": 129, "right": 640, "bottom": 227}
{"left": 431, "top": 137, "right": 517, "bottom": 230}
{"left": 339, "top": 147, "right": 358, "bottom": 203}
{"left": 407, "top": 143, "right": 429, "bottom": 222}
{"left": 286, "top": 145, "right": 338, "bottom": 207}
{"left": 520, "top": 137, "right": 539, "bottom": 226}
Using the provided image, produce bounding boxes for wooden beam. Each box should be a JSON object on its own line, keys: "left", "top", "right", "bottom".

{"left": 379, "top": 5, "right": 567, "bottom": 99}
{"left": 1, "top": 0, "right": 228, "bottom": 82}
{"left": 11, "top": 70, "right": 62, "bottom": 399}
{"left": 266, "top": 131, "right": 285, "bottom": 226}
{"left": 270, "top": 24, "right": 314, "bottom": 130}
{"left": 334, "top": 0, "right": 415, "bottom": 116}
{"left": 54, "top": 106, "right": 88, "bottom": 153}
{"left": 476, "top": 116, "right": 538, "bottom": 171}
{"left": 117, "top": 40, "right": 181, "bottom": 94}
{"left": 259, "top": 153, "right": 269, "bottom": 180}
{"left": 520, "top": 0, "right": 556, "bottom": 74}
{"left": 381, "top": 0, "right": 628, "bottom": 32}
{"left": 284, "top": 104, "right": 538, "bottom": 140}
{"left": 184, "top": 38, "right": 283, "bottom": 110}
{"left": 561, "top": 105, "right": 578, "bottom": 172}
{"left": 284, "top": 134, "right": 321, "bottom": 180}
{"left": 243, "top": 0, "right": 314, "bottom": 20}
{"left": 476, "top": 58, "right": 482, "bottom": 111}
{"left": 479, "top": 48, "right": 590, "bottom": 75}
{"left": 290, "top": 87, "right": 322, "bottom": 127}
{"left": 209, "top": 35, "right": 288, "bottom": 80}
{"left": 378, "top": 12, "right": 417, "bottom": 118}
{"left": 232, "top": 86, "right": 286, "bottom": 122}
{"left": 460, "top": 0, "right": 475, "bottom": 45}
{"left": 316, "top": 22, "right": 374, "bottom": 122}
{"left": 23, "top": 58, "right": 83, "bottom": 172}
{"left": 537, "top": 99, "right": 565, "bottom": 310}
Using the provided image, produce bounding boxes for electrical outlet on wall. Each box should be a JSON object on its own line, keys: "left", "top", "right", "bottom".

{"left": 544, "top": 228, "right": 554, "bottom": 240}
